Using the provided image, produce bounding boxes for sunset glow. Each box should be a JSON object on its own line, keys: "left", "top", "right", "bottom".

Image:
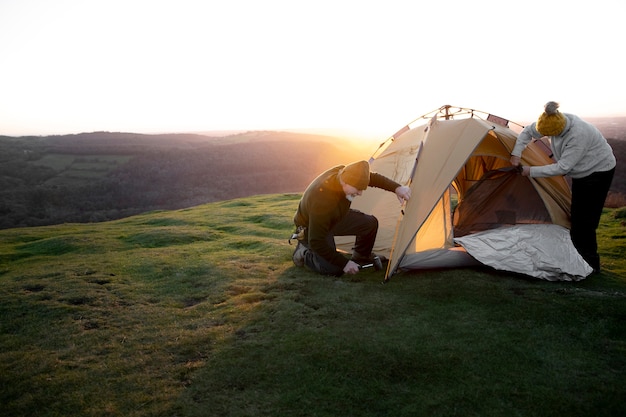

{"left": 1, "top": 0, "right": 625, "bottom": 139}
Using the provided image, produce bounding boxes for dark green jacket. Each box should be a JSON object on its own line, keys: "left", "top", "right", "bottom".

{"left": 293, "top": 165, "right": 401, "bottom": 269}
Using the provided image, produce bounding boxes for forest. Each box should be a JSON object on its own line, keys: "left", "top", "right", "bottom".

{"left": 0, "top": 131, "right": 361, "bottom": 229}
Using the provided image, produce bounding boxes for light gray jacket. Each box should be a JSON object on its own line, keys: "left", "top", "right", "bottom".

{"left": 511, "top": 113, "right": 616, "bottom": 179}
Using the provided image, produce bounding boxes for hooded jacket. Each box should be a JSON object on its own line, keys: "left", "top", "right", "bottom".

{"left": 294, "top": 165, "right": 401, "bottom": 269}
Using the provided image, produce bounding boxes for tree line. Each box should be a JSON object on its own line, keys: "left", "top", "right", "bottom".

{"left": 0, "top": 133, "right": 355, "bottom": 229}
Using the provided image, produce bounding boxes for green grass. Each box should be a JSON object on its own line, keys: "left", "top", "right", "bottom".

{"left": 1, "top": 194, "right": 624, "bottom": 417}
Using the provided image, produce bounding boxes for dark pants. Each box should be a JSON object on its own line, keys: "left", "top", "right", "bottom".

{"left": 570, "top": 167, "right": 615, "bottom": 272}
{"left": 303, "top": 209, "right": 378, "bottom": 276}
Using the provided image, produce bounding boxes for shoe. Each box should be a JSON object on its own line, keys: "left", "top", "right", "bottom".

{"left": 292, "top": 242, "right": 307, "bottom": 267}
{"left": 351, "top": 252, "right": 387, "bottom": 263}
{"left": 351, "top": 252, "right": 386, "bottom": 271}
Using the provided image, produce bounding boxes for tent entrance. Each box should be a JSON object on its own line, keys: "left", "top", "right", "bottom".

{"left": 453, "top": 167, "right": 553, "bottom": 238}
{"left": 397, "top": 187, "right": 482, "bottom": 271}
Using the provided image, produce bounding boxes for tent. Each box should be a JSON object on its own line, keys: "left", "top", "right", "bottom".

{"left": 336, "top": 105, "right": 592, "bottom": 281}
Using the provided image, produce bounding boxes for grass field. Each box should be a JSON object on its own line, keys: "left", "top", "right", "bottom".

{"left": 1, "top": 194, "right": 624, "bottom": 417}
{"left": 31, "top": 154, "right": 132, "bottom": 187}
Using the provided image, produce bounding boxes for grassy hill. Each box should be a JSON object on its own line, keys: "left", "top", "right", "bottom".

{"left": 0, "top": 131, "right": 371, "bottom": 229}
{"left": 1, "top": 194, "right": 625, "bottom": 417}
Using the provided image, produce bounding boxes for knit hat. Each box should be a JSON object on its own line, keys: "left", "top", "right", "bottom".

{"left": 536, "top": 101, "right": 567, "bottom": 136}
{"left": 340, "top": 160, "right": 370, "bottom": 190}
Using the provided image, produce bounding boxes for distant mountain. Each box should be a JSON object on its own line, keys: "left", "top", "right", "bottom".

{"left": 586, "top": 117, "right": 626, "bottom": 140}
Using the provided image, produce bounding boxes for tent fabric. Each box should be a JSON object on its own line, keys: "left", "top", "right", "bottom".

{"left": 454, "top": 225, "right": 593, "bottom": 281}
{"left": 335, "top": 106, "right": 585, "bottom": 281}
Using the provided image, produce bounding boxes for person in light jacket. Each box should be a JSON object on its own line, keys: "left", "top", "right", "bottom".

{"left": 510, "top": 101, "right": 616, "bottom": 273}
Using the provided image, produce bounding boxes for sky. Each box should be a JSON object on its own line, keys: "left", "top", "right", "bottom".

{"left": 1, "top": 0, "right": 625, "bottom": 139}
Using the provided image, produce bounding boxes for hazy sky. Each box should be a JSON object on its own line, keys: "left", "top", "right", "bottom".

{"left": 1, "top": 0, "right": 625, "bottom": 138}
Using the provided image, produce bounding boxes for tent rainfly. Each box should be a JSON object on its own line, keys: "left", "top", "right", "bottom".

{"left": 335, "top": 105, "right": 593, "bottom": 281}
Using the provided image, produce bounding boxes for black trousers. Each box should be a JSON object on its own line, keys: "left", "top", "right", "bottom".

{"left": 570, "top": 167, "right": 615, "bottom": 271}
{"left": 303, "top": 209, "right": 378, "bottom": 276}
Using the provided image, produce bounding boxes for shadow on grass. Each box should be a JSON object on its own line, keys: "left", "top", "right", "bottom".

{"left": 172, "top": 265, "right": 626, "bottom": 417}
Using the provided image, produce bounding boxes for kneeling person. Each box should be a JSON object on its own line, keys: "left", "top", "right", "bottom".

{"left": 292, "top": 160, "right": 411, "bottom": 276}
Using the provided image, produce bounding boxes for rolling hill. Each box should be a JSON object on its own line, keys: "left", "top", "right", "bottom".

{"left": 0, "top": 131, "right": 371, "bottom": 229}
{"left": 1, "top": 119, "right": 625, "bottom": 230}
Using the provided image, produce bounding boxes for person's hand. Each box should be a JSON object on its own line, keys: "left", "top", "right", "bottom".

{"left": 521, "top": 166, "right": 531, "bottom": 177}
{"left": 343, "top": 260, "right": 360, "bottom": 275}
{"left": 510, "top": 155, "right": 521, "bottom": 166}
{"left": 395, "top": 185, "right": 411, "bottom": 204}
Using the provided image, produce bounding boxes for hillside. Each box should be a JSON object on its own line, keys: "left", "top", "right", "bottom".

{"left": 1, "top": 119, "right": 625, "bottom": 230}
{"left": 0, "top": 131, "right": 371, "bottom": 229}
{"left": 0, "top": 194, "right": 624, "bottom": 417}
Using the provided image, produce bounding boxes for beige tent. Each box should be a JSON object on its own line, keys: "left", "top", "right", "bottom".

{"left": 336, "top": 106, "right": 592, "bottom": 281}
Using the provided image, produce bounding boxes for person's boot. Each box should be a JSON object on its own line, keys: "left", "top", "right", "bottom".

{"left": 351, "top": 251, "right": 387, "bottom": 263}
{"left": 351, "top": 251, "right": 385, "bottom": 270}
{"left": 292, "top": 242, "right": 308, "bottom": 267}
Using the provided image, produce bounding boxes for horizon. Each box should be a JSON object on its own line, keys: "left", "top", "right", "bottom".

{"left": 3, "top": 114, "right": 626, "bottom": 141}
{"left": 1, "top": 1, "right": 625, "bottom": 138}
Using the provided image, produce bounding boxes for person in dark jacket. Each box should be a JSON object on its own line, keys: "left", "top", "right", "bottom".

{"left": 292, "top": 160, "right": 411, "bottom": 276}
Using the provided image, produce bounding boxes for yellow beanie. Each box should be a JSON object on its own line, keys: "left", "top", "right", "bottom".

{"left": 340, "top": 160, "right": 370, "bottom": 190}
{"left": 536, "top": 101, "right": 566, "bottom": 136}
